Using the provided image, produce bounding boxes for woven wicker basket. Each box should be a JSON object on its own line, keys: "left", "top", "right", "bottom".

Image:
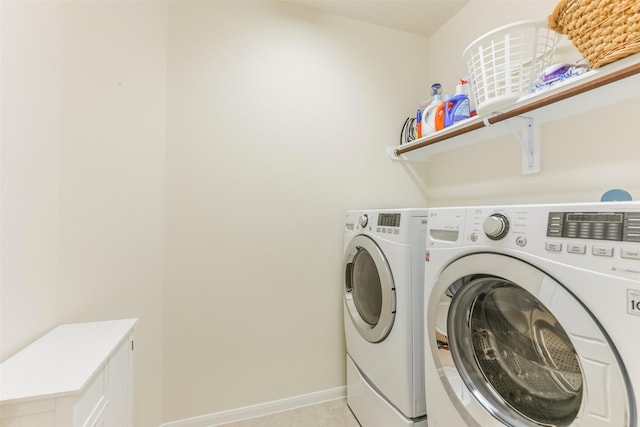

{"left": 548, "top": 0, "right": 640, "bottom": 69}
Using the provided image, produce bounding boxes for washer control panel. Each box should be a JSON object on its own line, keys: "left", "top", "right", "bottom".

{"left": 547, "top": 211, "right": 640, "bottom": 242}
{"left": 461, "top": 203, "right": 640, "bottom": 279}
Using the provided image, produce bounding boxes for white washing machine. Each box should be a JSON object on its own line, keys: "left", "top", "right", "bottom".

{"left": 424, "top": 202, "right": 640, "bottom": 427}
{"left": 344, "top": 209, "right": 429, "bottom": 427}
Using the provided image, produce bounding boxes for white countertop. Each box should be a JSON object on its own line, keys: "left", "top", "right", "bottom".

{"left": 0, "top": 318, "right": 137, "bottom": 404}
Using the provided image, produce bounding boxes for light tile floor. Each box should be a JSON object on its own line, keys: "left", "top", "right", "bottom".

{"left": 216, "top": 399, "right": 361, "bottom": 427}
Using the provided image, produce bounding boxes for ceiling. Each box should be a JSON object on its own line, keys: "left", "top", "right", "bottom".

{"left": 291, "top": 0, "right": 470, "bottom": 37}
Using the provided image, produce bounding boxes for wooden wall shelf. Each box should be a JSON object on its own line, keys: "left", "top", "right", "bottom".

{"left": 390, "top": 54, "right": 640, "bottom": 174}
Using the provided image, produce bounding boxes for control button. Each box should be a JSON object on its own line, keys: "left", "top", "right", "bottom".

{"left": 625, "top": 231, "right": 640, "bottom": 242}
{"left": 621, "top": 249, "right": 640, "bottom": 260}
{"left": 592, "top": 246, "right": 614, "bottom": 257}
{"left": 567, "top": 244, "right": 586, "bottom": 254}
{"left": 470, "top": 232, "right": 478, "bottom": 242}
{"left": 592, "top": 223, "right": 606, "bottom": 240}
{"left": 483, "top": 213, "right": 510, "bottom": 240}
{"left": 545, "top": 242, "right": 562, "bottom": 252}
{"left": 515, "top": 236, "right": 527, "bottom": 247}
{"left": 393, "top": 229, "right": 400, "bottom": 235}
{"left": 546, "top": 212, "right": 563, "bottom": 237}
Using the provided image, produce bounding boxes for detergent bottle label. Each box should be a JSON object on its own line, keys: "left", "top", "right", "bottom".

{"left": 454, "top": 99, "right": 471, "bottom": 120}
{"left": 445, "top": 95, "right": 471, "bottom": 127}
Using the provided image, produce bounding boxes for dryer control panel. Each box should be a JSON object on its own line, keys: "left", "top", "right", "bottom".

{"left": 344, "top": 209, "right": 429, "bottom": 245}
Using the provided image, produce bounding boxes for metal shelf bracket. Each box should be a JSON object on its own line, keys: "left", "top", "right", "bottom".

{"left": 506, "top": 116, "right": 540, "bottom": 174}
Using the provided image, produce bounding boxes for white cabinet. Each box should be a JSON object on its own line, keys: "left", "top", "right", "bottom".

{"left": 0, "top": 319, "right": 137, "bottom": 427}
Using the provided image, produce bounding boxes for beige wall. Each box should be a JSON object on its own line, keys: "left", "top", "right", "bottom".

{"left": 3, "top": 1, "right": 638, "bottom": 426}
{"left": 1, "top": 0, "right": 62, "bottom": 361}
{"left": 420, "top": 0, "right": 640, "bottom": 206}
{"left": 162, "top": 1, "right": 429, "bottom": 422}
{"left": 0, "top": 3, "right": 167, "bottom": 427}
{"left": 1, "top": 1, "right": 429, "bottom": 425}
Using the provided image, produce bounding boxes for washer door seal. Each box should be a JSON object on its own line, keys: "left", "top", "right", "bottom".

{"left": 344, "top": 235, "right": 396, "bottom": 343}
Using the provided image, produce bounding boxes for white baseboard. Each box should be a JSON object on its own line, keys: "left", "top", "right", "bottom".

{"left": 159, "top": 386, "right": 347, "bottom": 427}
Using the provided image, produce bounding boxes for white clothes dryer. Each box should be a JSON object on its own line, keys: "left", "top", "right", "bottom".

{"left": 424, "top": 203, "right": 640, "bottom": 427}
{"left": 344, "top": 209, "right": 429, "bottom": 427}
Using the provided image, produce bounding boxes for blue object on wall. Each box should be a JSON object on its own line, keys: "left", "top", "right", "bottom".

{"left": 600, "top": 189, "right": 632, "bottom": 202}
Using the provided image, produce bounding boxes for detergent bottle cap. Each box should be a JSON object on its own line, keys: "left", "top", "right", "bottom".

{"left": 430, "top": 83, "right": 443, "bottom": 101}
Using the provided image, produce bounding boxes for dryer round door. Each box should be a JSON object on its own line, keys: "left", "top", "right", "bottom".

{"left": 344, "top": 235, "right": 396, "bottom": 343}
{"left": 428, "top": 253, "right": 633, "bottom": 427}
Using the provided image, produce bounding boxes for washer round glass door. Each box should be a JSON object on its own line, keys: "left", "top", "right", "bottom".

{"left": 429, "top": 253, "right": 632, "bottom": 427}
{"left": 344, "top": 235, "right": 396, "bottom": 343}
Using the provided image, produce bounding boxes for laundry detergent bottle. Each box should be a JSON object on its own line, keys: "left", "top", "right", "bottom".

{"left": 420, "top": 83, "right": 444, "bottom": 137}
{"left": 444, "top": 83, "right": 471, "bottom": 127}
{"left": 459, "top": 79, "right": 477, "bottom": 116}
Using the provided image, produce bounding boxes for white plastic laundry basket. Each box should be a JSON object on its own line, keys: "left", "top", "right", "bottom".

{"left": 463, "top": 20, "right": 560, "bottom": 115}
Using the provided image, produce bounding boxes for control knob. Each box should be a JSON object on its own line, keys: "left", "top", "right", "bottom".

{"left": 483, "top": 213, "right": 509, "bottom": 240}
{"left": 359, "top": 214, "right": 369, "bottom": 228}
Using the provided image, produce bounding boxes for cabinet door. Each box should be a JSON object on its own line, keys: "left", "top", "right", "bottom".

{"left": 107, "top": 334, "right": 133, "bottom": 427}
{"left": 88, "top": 401, "right": 109, "bottom": 427}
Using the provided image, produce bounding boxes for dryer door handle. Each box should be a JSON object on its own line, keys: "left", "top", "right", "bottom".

{"left": 345, "top": 262, "right": 354, "bottom": 295}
